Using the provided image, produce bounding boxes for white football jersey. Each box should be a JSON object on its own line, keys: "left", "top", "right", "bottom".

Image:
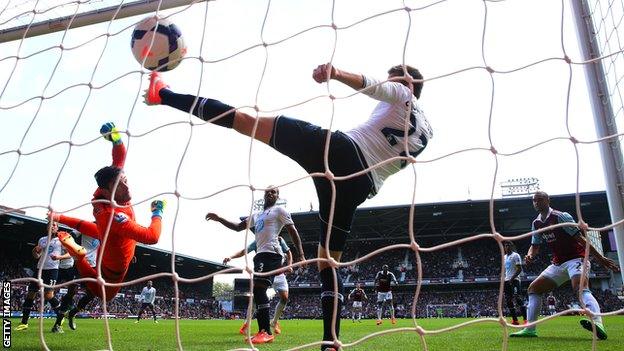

{"left": 58, "top": 247, "right": 74, "bottom": 269}
{"left": 80, "top": 233, "right": 100, "bottom": 268}
{"left": 140, "top": 286, "right": 156, "bottom": 304}
{"left": 504, "top": 251, "right": 522, "bottom": 281}
{"left": 345, "top": 76, "right": 433, "bottom": 197}
{"left": 248, "top": 205, "right": 294, "bottom": 255}
{"left": 37, "top": 236, "right": 62, "bottom": 270}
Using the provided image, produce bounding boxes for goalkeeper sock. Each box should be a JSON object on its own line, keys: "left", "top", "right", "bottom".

{"left": 581, "top": 289, "right": 603, "bottom": 324}
{"left": 253, "top": 286, "right": 271, "bottom": 334}
{"left": 21, "top": 297, "right": 34, "bottom": 324}
{"left": 527, "top": 293, "right": 542, "bottom": 331}
{"left": 320, "top": 267, "right": 343, "bottom": 350}
{"left": 160, "top": 90, "right": 236, "bottom": 128}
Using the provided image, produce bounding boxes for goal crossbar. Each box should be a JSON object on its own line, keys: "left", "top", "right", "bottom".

{"left": 0, "top": 0, "right": 208, "bottom": 44}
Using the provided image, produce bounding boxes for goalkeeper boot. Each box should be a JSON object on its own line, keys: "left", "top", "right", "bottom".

{"left": 15, "top": 324, "right": 28, "bottom": 331}
{"left": 580, "top": 319, "right": 608, "bottom": 340}
{"left": 510, "top": 328, "right": 537, "bottom": 337}
{"left": 145, "top": 71, "right": 169, "bottom": 105}
{"left": 57, "top": 231, "right": 86, "bottom": 259}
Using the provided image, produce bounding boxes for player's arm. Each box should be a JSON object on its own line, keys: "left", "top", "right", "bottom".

{"left": 509, "top": 255, "right": 522, "bottom": 281}
{"left": 574, "top": 231, "right": 620, "bottom": 272}
{"left": 391, "top": 272, "right": 398, "bottom": 285}
{"left": 313, "top": 63, "right": 411, "bottom": 103}
{"left": 205, "top": 212, "right": 247, "bottom": 232}
{"left": 51, "top": 252, "right": 72, "bottom": 261}
{"left": 284, "top": 224, "right": 305, "bottom": 262}
{"left": 100, "top": 122, "right": 126, "bottom": 168}
{"left": 525, "top": 223, "right": 541, "bottom": 264}
{"left": 95, "top": 203, "right": 163, "bottom": 245}
{"left": 32, "top": 245, "right": 42, "bottom": 259}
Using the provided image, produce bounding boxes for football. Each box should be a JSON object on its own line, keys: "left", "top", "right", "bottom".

{"left": 131, "top": 16, "right": 187, "bottom": 72}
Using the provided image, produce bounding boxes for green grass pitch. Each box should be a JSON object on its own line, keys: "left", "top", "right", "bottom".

{"left": 9, "top": 316, "right": 624, "bottom": 350}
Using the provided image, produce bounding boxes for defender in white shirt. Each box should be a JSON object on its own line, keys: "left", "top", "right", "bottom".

{"left": 16, "top": 222, "right": 65, "bottom": 333}
{"left": 206, "top": 187, "right": 304, "bottom": 344}
{"left": 503, "top": 241, "right": 527, "bottom": 325}
{"left": 148, "top": 63, "right": 431, "bottom": 350}
{"left": 135, "top": 280, "right": 158, "bottom": 323}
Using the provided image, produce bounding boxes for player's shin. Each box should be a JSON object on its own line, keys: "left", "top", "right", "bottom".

{"left": 159, "top": 90, "right": 236, "bottom": 128}
{"left": 581, "top": 289, "right": 603, "bottom": 324}
{"left": 253, "top": 286, "right": 272, "bottom": 334}
{"left": 527, "top": 293, "right": 542, "bottom": 330}
{"left": 21, "top": 297, "right": 34, "bottom": 324}
{"left": 320, "top": 267, "right": 343, "bottom": 350}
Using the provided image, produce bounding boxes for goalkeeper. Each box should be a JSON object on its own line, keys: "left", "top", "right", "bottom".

{"left": 145, "top": 63, "right": 432, "bottom": 350}
{"left": 51, "top": 122, "right": 165, "bottom": 330}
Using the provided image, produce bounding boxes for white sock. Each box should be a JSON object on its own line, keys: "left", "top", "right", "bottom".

{"left": 581, "top": 289, "right": 603, "bottom": 324}
{"left": 271, "top": 299, "right": 287, "bottom": 326}
{"left": 527, "top": 293, "right": 542, "bottom": 331}
{"left": 377, "top": 305, "right": 383, "bottom": 320}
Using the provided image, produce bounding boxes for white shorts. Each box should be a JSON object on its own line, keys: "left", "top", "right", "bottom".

{"left": 539, "top": 257, "right": 590, "bottom": 287}
{"left": 377, "top": 291, "right": 393, "bottom": 302}
{"left": 548, "top": 305, "right": 556, "bottom": 310}
{"left": 273, "top": 273, "right": 288, "bottom": 292}
{"left": 352, "top": 301, "right": 363, "bottom": 309}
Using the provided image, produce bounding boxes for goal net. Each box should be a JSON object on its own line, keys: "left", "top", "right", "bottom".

{"left": 426, "top": 304, "right": 468, "bottom": 319}
{"left": 1, "top": 0, "right": 623, "bottom": 350}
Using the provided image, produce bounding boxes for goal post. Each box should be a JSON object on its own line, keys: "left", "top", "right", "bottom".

{"left": 0, "top": 0, "right": 208, "bottom": 44}
{"left": 571, "top": 0, "right": 624, "bottom": 284}
{"left": 426, "top": 304, "right": 468, "bottom": 319}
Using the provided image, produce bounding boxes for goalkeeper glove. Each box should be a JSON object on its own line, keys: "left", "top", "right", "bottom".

{"left": 151, "top": 200, "right": 166, "bottom": 218}
{"left": 100, "top": 122, "right": 122, "bottom": 144}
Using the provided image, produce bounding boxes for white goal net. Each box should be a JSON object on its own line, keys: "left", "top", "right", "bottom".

{"left": 1, "top": 0, "right": 623, "bottom": 351}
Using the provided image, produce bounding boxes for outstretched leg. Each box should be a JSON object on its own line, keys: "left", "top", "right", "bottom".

{"left": 146, "top": 72, "right": 276, "bottom": 144}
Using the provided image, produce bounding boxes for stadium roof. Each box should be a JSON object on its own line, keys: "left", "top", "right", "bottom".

{"left": 288, "top": 191, "right": 611, "bottom": 245}
{"left": 0, "top": 210, "right": 233, "bottom": 281}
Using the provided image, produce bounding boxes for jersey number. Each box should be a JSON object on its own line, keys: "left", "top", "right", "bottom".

{"left": 380, "top": 106, "right": 427, "bottom": 169}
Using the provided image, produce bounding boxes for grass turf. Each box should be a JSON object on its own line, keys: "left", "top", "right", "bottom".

{"left": 8, "top": 316, "right": 624, "bottom": 350}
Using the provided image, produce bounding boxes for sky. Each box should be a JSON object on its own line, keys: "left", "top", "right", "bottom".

{"left": 0, "top": 0, "right": 615, "bottom": 284}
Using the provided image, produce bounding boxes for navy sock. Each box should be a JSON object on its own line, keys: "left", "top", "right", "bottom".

{"left": 253, "top": 286, "right": 272, "bottom": 334}
{"left": 320, "top": 268, "right": 343, "bottom": 350}
{"left": 160, "top": 89, "right": 236, "bottom": 128}
{"left": 21, "top": 298, "right": 34, "bottom": 324}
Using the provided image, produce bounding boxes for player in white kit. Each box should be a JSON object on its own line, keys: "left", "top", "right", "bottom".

{"left": 206, "top": 187, "right": 304, "bottom": 344}
{"left": 135, "top": 280, "right": 158, "bottom": 323}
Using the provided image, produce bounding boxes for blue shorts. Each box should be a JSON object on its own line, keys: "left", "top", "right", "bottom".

{"left": 270, "top": 116, "right": 374, "bottom": 251}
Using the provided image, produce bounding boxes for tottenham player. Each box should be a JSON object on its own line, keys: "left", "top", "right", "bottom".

{"left": 206, "top": 187, "right": 305, "bottom": 344}
{"left": 51, "top": 241, "right": 79, "bottom": 332}
{"left": 224, "top": 235, "right": 293, "bottom": 336}
{"left": 16, "top": 222, "right": 64, "bottom": 333}
{"left": 375, "top": 265, "right": 398, "bottom": 325}
{"left": 510, "top": 191, "right": 620, "bottom": 339}
{"left": 503, "top": 241, "right": 527, "bottom": 325}
{"left": 146, "top": 63, "right": 432, "bottom": 351}
{"left": 347, "top": 283, "right": 368, "bottom": 322}
{"left": 136, "top": 281, "right": 158, "bottom": 323}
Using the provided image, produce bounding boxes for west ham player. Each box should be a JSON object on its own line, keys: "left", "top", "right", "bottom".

{"left": 510, "top": 191, "right": 620, "bottom": 339}
{"left": 224, "top": 236, "right": 293, "bottom": 336}
{"left": 135, "top": 281, "right": 158, "bottom": 323}
{"left": 16, "top": 223, "right": 64, "bottom": 332}
{"left": 546, "top": 293, "right": 557, "bottom": 316}
{"left": 206, "top": 187, "right": 305, "bottom": 344}
{"left": 503, "top": 241, "right": 527, "bottom": 325}
{"left": 50, "top": 122, "right": 165, "bottom": 329}
{"left": 375, "top": 265, "right": 398, "bottom": 325}
{"left": 347, "top": 283, "right": 368, "bottom": 322}
{"left": 145, "top": 63, "right": 432, "bottom": 350}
